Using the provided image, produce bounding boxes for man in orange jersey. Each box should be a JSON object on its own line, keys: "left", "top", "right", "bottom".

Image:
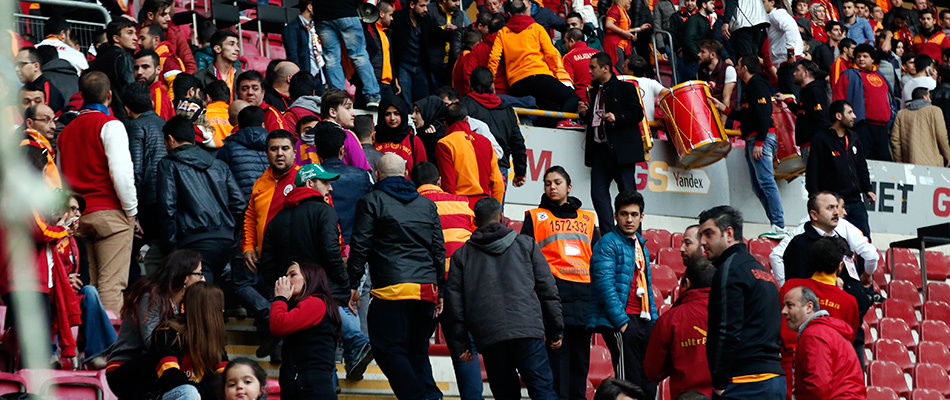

{"left": 912, "top": 9, "right": 950, "bottom": 63}
{"left": 347, "top": 153, "right": 445, "bottom": 399}
{"left": 488, "top": 0, "right": 579, "bottom": 115}
{"left": 779, "top": 235, "right": 860, "bottom": 398}
{"left": 133, "top": 50, "right": 174, "bottom": 120}
{"left": 235, "top": 70, "right": 286, "bottom": 132}
{"left": 830, "top": 38, "right": 856, "bottom": 89}
{"left": 137, "top": 24, "right": 183, "bottom": 77}
{"left": 410, "top": 161, "right": 483, "bottom": 400}
{"left": 205, "top": 81, "right": 233, "bottom": 148}
{"left": 435, "top": 103, "right": 505, "bottom": 208}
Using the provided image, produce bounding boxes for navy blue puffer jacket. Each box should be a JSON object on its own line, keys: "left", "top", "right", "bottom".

{"left": 217, "top": 126, "right": 269, "bottom": 200}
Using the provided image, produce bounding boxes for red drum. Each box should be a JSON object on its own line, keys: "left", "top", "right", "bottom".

{"left": 771, "top": 97, "right": 805, "bottom": 179}
{"left": 618, "top": 75, "right": 654, "bottom": 160}
{"left": 657, "top": 81, "right": 731, "bottom": 169}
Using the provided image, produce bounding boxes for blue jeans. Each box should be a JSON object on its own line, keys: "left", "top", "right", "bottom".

{"left": 78, "top": 286, "right": 117, "bottom": 361}
{"left": 340, "top": 306, "right": 370, "bottom": 365}
{"left": 481, "top": 338, "right": 557, "bottom": 400}
{"left": 452, "top": 336, "right": 484, "bottom": 400}
{"left": 498, "top": 166, "right": 509, "bottom": 205}
{"left": 162, "top": 384, "right": 200, "bottom": 400}
{"left": 744, "top": 133, "right": 784, "bottom": 228}
{"left": 398, "top": 63, "right": 430, "bottom": 105}
{"left": 315, "top": 17, "right": 380, "bottom": 98}
{"left": 715, "top": 375, "right": 786, "bottom": 400}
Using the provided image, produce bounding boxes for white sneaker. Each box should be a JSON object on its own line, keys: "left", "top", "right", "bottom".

{"left": 759, "top": 225, "right": 789, "bottom": 240}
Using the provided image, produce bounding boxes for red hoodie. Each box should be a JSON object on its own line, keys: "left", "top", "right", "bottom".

{"left": 563, "top": 41, "right": 599, "bottom": 103}
{"left": 643, "top": 288, "right": 714, "bottom": 398}
{"left": 471, "top": 33, "right": 510, "bottom": 94}
{"left": 794, "top": 315, "right": 867, "bottom": 399}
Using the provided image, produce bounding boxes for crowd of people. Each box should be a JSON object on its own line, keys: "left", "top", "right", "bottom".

{"left": 3, "top": 0, "right": 949, "bottom": 397}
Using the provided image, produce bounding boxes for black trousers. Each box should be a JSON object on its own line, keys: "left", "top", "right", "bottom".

{"left": 777, "top": 63, "right": 800, "bottom": 98}
{"left": 509, "top": 74, "right": 580, "bottom": 113}
{"left": 601, "top": 317, "right": 657, "bottom": 399}
{"left": 589, "top": 142, "right": 638, "bottom": 235}
{"left": 855, "top": 121, "right": 893, "bottom": 161}
{"left": 730, "top": 26, "right": 766, "bottom": 58}
{"left": 368, "top": 299, "right": 439, "bottom": 400}
{"left": 547, "top": 324, "right": 591, "bottom": 400}
{"left": 181, "top": 238, "right": 235, "bottom": 283}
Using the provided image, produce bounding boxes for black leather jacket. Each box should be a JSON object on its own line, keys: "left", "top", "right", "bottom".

{"left": 126, "top": 110, "right": 167, "bottom": 207}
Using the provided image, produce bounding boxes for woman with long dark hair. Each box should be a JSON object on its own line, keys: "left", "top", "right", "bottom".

{"left": 149, "top": 281, "right": 228, "bottom": 399}
{"left": 105, "top": 250, "right": 205, "bottom": 400}
{"left": 270, "top": 262, "right": 342, "bottom": 400}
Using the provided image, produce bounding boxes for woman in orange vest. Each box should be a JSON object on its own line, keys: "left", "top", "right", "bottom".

{"left": 521, "top": 165, "right": 599, "bottom": 400}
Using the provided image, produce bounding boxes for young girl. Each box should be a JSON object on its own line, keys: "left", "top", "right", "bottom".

{"left": 149, "top": 282, "right": 228, "bottom": 400}
{"left": 106, "top": 250, "right": 205, "bottom": 400}
{"left": 223, "top": 358, "right": 268, "bottom": 400}
{"left": 270, "top": 262, "right": 342, "bottom": 400}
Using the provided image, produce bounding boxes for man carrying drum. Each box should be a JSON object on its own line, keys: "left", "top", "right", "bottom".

{"left": 578, "top": 52, "right": 647, "bottom": 235}
{"left": 709, "top": 55, "right": 789, "bottom": 240}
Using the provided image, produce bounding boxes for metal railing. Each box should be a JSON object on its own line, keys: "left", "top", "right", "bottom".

{"left": 15, "top": 0, "right": 111, "bottom": 51}
{"left": 652, "top": 29, "right": 678, "bottom": 84}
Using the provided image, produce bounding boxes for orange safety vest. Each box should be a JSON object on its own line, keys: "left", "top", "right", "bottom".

{"left": 529, "top": 208, "right": 595, "bottom": 283}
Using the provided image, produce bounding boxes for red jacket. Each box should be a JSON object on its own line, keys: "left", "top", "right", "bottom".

{"left": 453, "top": 49, "right": 479, "bottom": 97}
{"left": 283, "top": 106, "right": 318, "bottom": 137}
{"left": 794, "top": 315, "right": 867, "bottom": 399}
{"left": 563, "top": 42, "right": 598, "bottom": 104}
{"left": 261, "top": 102, "right": 287, "bottom": 132}
{"left": 150, "top": 79, "right": 175, "bottom": 120}
{"left": 472, "top": 34, "right": 509, "bottom": 94}
{"left": 164, "top": 23, "right": 196, "bottom": 73}
{"left": 643, "top": 288, "right": 713, "bottom": 398}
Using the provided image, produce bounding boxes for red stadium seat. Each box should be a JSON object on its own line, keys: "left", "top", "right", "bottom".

{"left": 924, "top": 301, "right": 950, "bottom": 326}
{"left": 670, "top": 232, "right": 683, "bottom": 249}
{"left": 888, "top": 280, "right": 922, "bottom": 308}
{"left": 876, "top": 249, "right": 887, "bottom": 273}
{"left": 747, "top": 237, "right": 777, "bottom": 260}
{"left": 869, "top": 361, "right": 911, "bottom": 396}
{"left": 927, "top": 282, "right": 950, "bottom": 303}
{"left": 0, "top": 372, "right": 25, "bottom": 395}
{"left": 864, "top": 304, "right": 880, "bottom": 329}
{"left": 863, "top": 320, "right": 875, "bottom": 346}
{"left": 588, "top": 335, "right": 614, "bottom": 387}
{"left": 888, "top": 248, "right": 919, "bottom": 269}
{"left": 752, "top": 253, "right": 772, "bottom": 273}
{"left": 924, "top": 251, "right": 950, "bottom": 281}
{"left": 914, "top": 363, "right": 950, "bottom": 396}
{"left": 874, "top": 266, "right": 889, "bottom": 290}
{"left": 910, "top": 388, "right": 945, "bottom": 400}
{"left": 919, "top": 341, "right": 950, "bottom": 372}
{"left": 874, "top": 338, "right": 914, "bottom": 372}
{"left": 656, "top": 247, "right": 686, "bottom": 278}
{"left": 651, "top": 265, "right": 679, "bottom": 298}
{"left": 266, "top": 378, "right": 281, "bottom": 400}
{"left": 657, "top": 378, "right": 670, "bottom": 400}
{"left": 39, "top": 374, "right": 105, "bottom": 400}
{"left": 882, "top": 299, "right": 918, "bottom": 328}
{"left": 921, "top": 320, "right": 950, "bottom": 344}
{"left": 658, "top": 303, "right": 671, "bottom": 315}
{"left": 879, "top": 318, "right": 916, "bottom": 350}
{"left": 645, "top": 239, "right": 661, "bottom": 263}
{"left": 505, "top": 218, "right": 524, "bottom": 233}
{"left": 892, "top": 263, "right": 922, "bottom": 289}
{"left": 644, "top": 229, "right": 671, "bottom": 249}
{"left": 641, "top": 229, "right": 659, "bottom": 243}
{"left": 867, "top": 386, "right": 900, "bottom": 400}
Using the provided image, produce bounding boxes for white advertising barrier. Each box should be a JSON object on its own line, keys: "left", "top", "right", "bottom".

{"left": 505, "top": 125, "right": 950, "bottom": 237}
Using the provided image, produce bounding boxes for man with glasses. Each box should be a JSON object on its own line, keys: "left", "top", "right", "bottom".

{"left": 19, "top": 104, "right": 61, "bottom": 188}
{"left": 16, "top": 47, "right": 65, "bottom": 113}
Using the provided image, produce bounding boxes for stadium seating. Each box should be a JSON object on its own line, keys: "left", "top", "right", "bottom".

{"left": 657, "top": 379, "right": 670, "bottom": 400}
{"left": 747, "top": 237, "right": 777, "bottom": 261}
{"left": 266, "top": 378, "right": 281, "bottom": 400}
{"left": 864, "top": 304, "right": 880, "bottom": 329}
{"left": 888, "top": 248, "right": 920, "bottom": 269}
{"left": 878, "top": 318, "right": 916, "bottom": 350}
{"left": 643, "top": 229, "right": 671, "bottom": 248}
{"left": 644, "top": 239, "right": 662, "bottom": 263}
{"left": 658, "top": 303, "right": 671, "bottom": 315}
{"left": 876, "top": 249, "right": 887, "bottom": 273}
{"left": 752, "top": 253, "right": 771, "bottom": 272}
{"left": 892, "top": 263, "right": 923, "bottom": 289}
{"left": 670, "top": 232, "right": 683, "bottom": 249}
{"left": 888, "top": 280, "right": 922, "bottom": 309}
{"left": 920, "top": 320, "right": 950, "bottom": 344}
{"left": 883, "top": 299, "right": 918, "bottom": 328}
{"left": 910, "top": 388, "right": 945, "bottom": 400}
{"left": 874, "top": 266, "right": 889, "bottom": 290}
{"left": 925, "top": 251, "right": 950, "bottom": 281}
{"left": 913, "top": 363, "right": 950, "bottom": 396}
{"left": 655, "top": 247, "right": 686, "bottom": 278}
{"left": 923, "top": 301, "right": 950, "bottom": 326}
{"left": 869, "top": 361, "right": 911, "bottom": 396}
{"left": 927, "top": 282, "right": 950, "bottom": 303}
{"left": 867, "top": 386, "right": 900, "bottom": 400}
{"left": 918, "top": 341, "right": 950, "bottom": 372}
{"left": 0, "top": 372, "right": 25, "bottom": 395}
{"left": 874, "top": 338, "right": 914, "bottom": 371}
{"left": 588, "top": 336, "right": 614, "bottom": 387}
{"left": 650, "top": 265, "right": 679, "bottom": 298}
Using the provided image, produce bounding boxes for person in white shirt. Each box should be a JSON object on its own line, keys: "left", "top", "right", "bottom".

{"left": 623, "top": 55, "right": 666, "bottom": 121}
{"left": 901, "top": 54, "right": 937, "bottom": 108}
{"left": 36, "top": 16, "right": 88, "bottom": 75}
{"left": 764, "top": 0, "right": 804, "bottom": 96}
{"left": 770, "top": 195, "right": 878, "bottom": 287}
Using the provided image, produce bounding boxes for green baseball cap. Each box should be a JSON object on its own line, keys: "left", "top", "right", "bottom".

{"left": 294, "top": 164, "right": 340, "bottom": 187}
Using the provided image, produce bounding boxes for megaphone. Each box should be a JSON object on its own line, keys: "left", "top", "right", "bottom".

{"left": 358, "top": 0, "right": 380, "bottom": 24}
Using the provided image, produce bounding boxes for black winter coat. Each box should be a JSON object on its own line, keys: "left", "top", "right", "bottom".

{"left": 443, "top": 223, "right": 563, "bottom": 356}
{"left": 260, "top": 188, "right": 349, "bottom": 303}
{"left": 805, "top": 128, "right": 872, "bottom": 201}
{"left": 216, "top": 126, "right": 269, "bottom": 201}
{"left": 347, "top": 177, "right": 446, "bottom": 293}
{"left": 88, "top": 43, "right": 134, "bottom": 121}
{"left": 788, "top": 80, "right": 830, "bottom": 146}
{"left": 389, "top": 9, "right": 451, "bottom": 77}
{"left": 459, "top": 96, "right": 527, "bottom": 176}
{"left": 126, "top": 110, "right": 168, "bottom": 207}
{"left": 41, "top": 59, "right": 79, "bottom": 101}
{"left": 157, "top": 144, "right": 245, "bottom": 249}
{"left": 583, "top": 74, "right": 646, "bottom": 167}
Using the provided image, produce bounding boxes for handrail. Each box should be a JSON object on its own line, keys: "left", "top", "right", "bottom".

{"left": 18, "top": 0, "right": 112, "bottom": 23}
{"left": 652, "top": 29, "right": 677, "bottom": 84}
{"left": 514, "top": 108, "right": 741, "bottom": 136}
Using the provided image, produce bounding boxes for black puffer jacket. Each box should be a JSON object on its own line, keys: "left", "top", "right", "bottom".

{"left": 216, "top": 126, "right": 269, "bottom": 200}
{"left": 157, "top": 144, "right": 245, "bottom": 249}
{"left": 443, "top": 222, "right": 563, "bottom": 356}
{"left": 347, "top": 176, "right": 446, "bottom": 293}
{"left": 126, "top": 110, "right": 168, "bottom": 207}
{"left": 260, "top": 187, "right": 349, "bottom": 303}
{"left": 42, "top": 58, "right": 79, "bottom": 100}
